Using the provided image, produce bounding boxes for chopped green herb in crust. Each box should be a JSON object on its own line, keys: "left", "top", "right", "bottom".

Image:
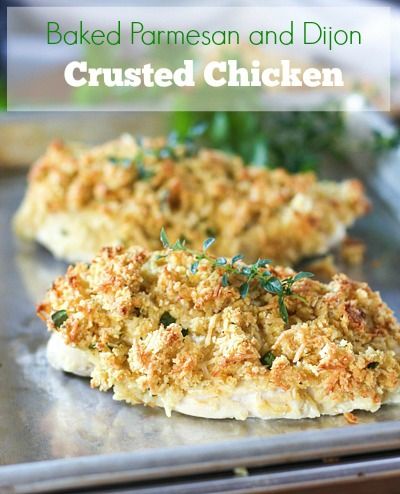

{"left": 38, "top": 243, "right": 400, "bottom": 420}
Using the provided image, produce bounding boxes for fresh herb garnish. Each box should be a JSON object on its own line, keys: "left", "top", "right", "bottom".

{"left": 108, "top": 124, "right": 206, "bottom": 183}
{"left": 221, "top": 273, "right": 229, "bottom": 287}
{"left": 172, "top": 111, "right": 349, "bottom": 171}
{"left": 108, "top": 156, "right": 133, "bottom": 168}
{"left": 160, "top": 311, "right": 176, "bottom": 327}
{"left": 159, "top": 308, "right": 188, "bottom": 335}
{"left": 160, "top": 227, "right": 170, "bottom": 248}
{"left": 159, "top": 229, "right": 313, "bottom": 323}
{"left": 148, "top": 124, "right": 207, "bottom": 162}
{"left": 51, "top": 310, "right": 68, "bottom": 328}
{"left": 108, "top": 153, "right": 154, "bottom": 181}
{"left": 136, "top": 162, "right": 155, "bottom": 181}
{"left": 367, "top": 361, "right": 379, "bottom": 369}
{"left": 260, "top": 351, "right": 276, "bottom": 369}
{"left": 172, "top": 111, "right": 400, "bottom": 173}
{"left": 239, "top": 282, "right": 249, "bottom": 298}
{"left": 202, "top": 237, "right": 215, "bottom": 251}
{"left": 372, "top": 129, "right": 400, "bottom": 153}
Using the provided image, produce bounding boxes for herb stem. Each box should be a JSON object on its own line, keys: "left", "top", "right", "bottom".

{"left": 159, "top": 228, "right": 313, "bottom": 323}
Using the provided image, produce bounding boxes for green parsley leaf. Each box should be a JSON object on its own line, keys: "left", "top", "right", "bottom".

{"left": 367, "top": 362, "right": 379, "bottom": 369}
{"left": 260, "top": 351, "right": 276, "bottom": 369}
{"left": 160, "top": 311, "right": 176, "bottom": 327}
{"left": 51, "top": 310, "right": 68, "bottom": 328}
{"left": 181, "top": 328, "right": 189, "bottom": 337}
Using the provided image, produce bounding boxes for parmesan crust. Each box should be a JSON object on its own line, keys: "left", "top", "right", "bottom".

{"left": 14, "top": 135, "right": 369, "bottom": 264}
{"left": 38, "top": 245, "right": 400, "bottom": 420}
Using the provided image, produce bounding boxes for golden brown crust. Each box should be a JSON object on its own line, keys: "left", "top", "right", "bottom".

{"left": 15, "top": 135, "right": 370, "bottom": 264}
{"left": 340, "top": 237, "right": 366, "bottom": 266}
{"left": 39, "top": 245, "right": 400, "bottom": 415}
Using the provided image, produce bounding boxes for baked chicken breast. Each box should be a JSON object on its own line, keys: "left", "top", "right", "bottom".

{"left": 15, "top": 134, "right": 369, "bottom": 265}
{"left": 38, "top": 240, "right": 400, "bottom": 420}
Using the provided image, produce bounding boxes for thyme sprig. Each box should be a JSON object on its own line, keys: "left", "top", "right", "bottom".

{"left": 108, "top": 153, "right": 155, "bottom": 181}
{"left": 156, "top": 122, "right": 207, "bottom": 159}
{"left": 108, "top": 124, "right": 207, "bottom": 178}
{"left": 159, "top": 228, "right": 313, "bottom": 323}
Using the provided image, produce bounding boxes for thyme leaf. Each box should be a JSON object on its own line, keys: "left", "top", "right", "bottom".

{"left": 171, "top": 238, "right": 186, "bottom": 251}
{"left": 190, "top": 261, "right": 199, "bottom": 274}
{"left": 160, "top": 227, "right": 170, "bottom": 248}
{"left": 232, "top": 254, "right": 244, "bottom": 265}
{"left": 262, "top": 277, "right": 282, "bottom": 294}
{"left": 108, "top": 155, "right": 154, "bottom": 181}
{"left": 203, "top": 237, "right": 216, "bottom": 251}
{"left": 221, "top": 273, "right": 229, "bottom": 287}
{"left": 136, "top": 162, "right": 155, "bottom": 181}
{"left": 278, "top": 296, "right": 289, "bottom": 324}
{"left": 108, "top": 156, "right": 133, "bottom": 168}
{"left": 293, "top": 271, "right": 315, "bottom": 282}
{"left": 239, "top": 282, "right": 250, "bottom": 298}
{"left": 158, "top": 229, "right": 314, "bottom": 323}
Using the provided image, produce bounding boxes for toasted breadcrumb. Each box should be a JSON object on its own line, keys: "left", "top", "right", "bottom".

{"left": 344, "top": 412, "right": 359, "bottom": 424}
{"left": 38, "top": 245, "right": 400, "bottom": 420}
{"left": 304, "top": 255, "right": 339, "bottom": 282}
{"left": 341, "top": 237, "right": 366, "bottom": 266}
{"left": 15, "top": 135, "right": 370, "bottom": 265}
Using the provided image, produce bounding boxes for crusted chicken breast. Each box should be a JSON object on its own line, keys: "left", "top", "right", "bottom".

{"left": 14, "top": 134, "right": 369, "bottom": 265}
{"left": 38, "top": 242, "right": 400, "bottom": 420}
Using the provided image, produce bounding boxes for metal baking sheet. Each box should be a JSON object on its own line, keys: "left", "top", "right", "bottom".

{"left": 1, "top": 124, "right": 400, "bottom": 489}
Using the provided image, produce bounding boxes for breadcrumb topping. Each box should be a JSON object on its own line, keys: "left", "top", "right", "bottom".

{"left": 38, "top": 245, "right": 400, "bottom": 418}
{"left": 341, "top": 237, "right": 366, "bottom": 266}
{"left": 15, "top": 135, "right": 369, "bottom": 264}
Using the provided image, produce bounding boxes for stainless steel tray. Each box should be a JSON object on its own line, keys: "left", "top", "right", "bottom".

{"left": 1, "top": 119, "right": 400, "bottom": 492}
